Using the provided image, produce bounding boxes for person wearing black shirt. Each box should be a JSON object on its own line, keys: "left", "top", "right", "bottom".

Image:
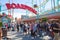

{"left": 51, "top": 21, "right": 60, "bottom": 40}
{"left": 17, "top": 23, "right": 20, "bottom": 32}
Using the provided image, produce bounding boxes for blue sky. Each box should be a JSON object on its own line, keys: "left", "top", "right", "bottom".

{"left": 1, "top": 0, "right": 60, "bottom": 18}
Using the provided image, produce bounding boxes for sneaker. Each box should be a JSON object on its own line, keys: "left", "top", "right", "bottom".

{"left": 34, "top": 36, "right": 36, "bottom": 38}
{"left": 31, "top": 37, "right": 34, "bottom": 39}
{"left": 37, "top": 35, "right": 40, "bottom": 37}
{"left": 2, "top": 37, "right": 5, "bottom": 39}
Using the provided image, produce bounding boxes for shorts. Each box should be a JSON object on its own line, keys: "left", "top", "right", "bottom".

{"left": 23, "top": 28, "right": 27, "bottom": 32}
{"left": 8, "top": 27, "right": 11, "bottom": 29}
{"left": 2, "top": 28, "right": 7, "bottom": 37}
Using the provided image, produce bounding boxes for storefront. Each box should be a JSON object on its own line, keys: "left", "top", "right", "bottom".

{"left": 21, "top": 12, "right": 60, "bottom": 23}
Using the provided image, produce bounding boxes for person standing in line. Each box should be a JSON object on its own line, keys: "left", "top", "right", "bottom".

{"left": 33, "top": 22, "right": 38, "bottom": 38}
{"left": 59, "top": 21, "right": 60, "bottom": 36}
{"left": 1, "top": 13, "right": 8, "bottom": 39}
{"left": 27, "top": 23, "right": 30, "bottom": 34}
{"left": 7, "top": 23, "right": 11, "bottom": 31}
{"left": 25, "top": 23, "right": 29, "bottom": 34}
{"left": 36, "top": 22, "right": 42, "bottom": 37}
{"left": 23, "top": 23, "right": 27, "bottom": 35}
{"left": 20, "top": 22, "right": 24, "bottom": 33}
{"left": 56, "top": 21, "right": 60, "bottom": 40}
{"left": 30, "top": 22, "right": 35, "bottom": 39}
{"left": 16, "top": 22, "right": 20, "bottom": 32}
{"left": 14, "top": 21, "right": 17, "bottom": 31}
{"left": 51, "top": 21, "right": 60, "bottom": 40}
{"left": 11, "top": 22, "right": 15, "bottom": 31}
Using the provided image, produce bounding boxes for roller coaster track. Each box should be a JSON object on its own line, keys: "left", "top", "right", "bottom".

{"left": 42, "top": 5, "right": 60, "bottom": 13}
{"left": 39, "top": 0, "right": 49, "bottom": 7}
{"left": 1, "top": 0, "right": 60, "bottom": 13}
{"left": 1, "top": 5, "right": 60, "bottom": 13}
{"left": 1, "top": 0, "right": 49, "bottom": 11}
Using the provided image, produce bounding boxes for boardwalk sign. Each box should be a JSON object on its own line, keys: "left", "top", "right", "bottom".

{"left": 6, "top": 3, "right": 37, "bottom": 14}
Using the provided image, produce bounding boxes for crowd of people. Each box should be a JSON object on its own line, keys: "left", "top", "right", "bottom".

{"left": 1, "top": 13, "right": 60, "bottom": 40}
{"left": 5, "top": 19, "right": 60, "bottom": 40}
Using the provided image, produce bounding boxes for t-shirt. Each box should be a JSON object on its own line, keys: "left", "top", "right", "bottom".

{"left": 2, "top": 17, "right": 8, "bottom": 28}
{"left": 37, "top": 23, "right": 40, "bottom": 29}
{"left": 20, "top": 24, "right": 23, "bottom": 28}
{"left": 51, "top": 23, "right": 59, "bottom": 33}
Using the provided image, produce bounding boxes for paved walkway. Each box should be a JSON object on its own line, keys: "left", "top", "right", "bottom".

{"left": 2, "top": 30, "right": 55, "bottom": 40}
{"left": 2, "top": 31, "right": 40, "bottom": 40}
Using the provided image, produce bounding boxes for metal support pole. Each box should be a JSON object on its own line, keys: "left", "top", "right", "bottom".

{"left": 0, "top": 0, "right": 1, "bottom": 14}
{"left": 51, "top": 0, "right": 55, "bottom": 13}
{"left": 39, "top": 0, "right": 41, "bottom": 14}
{"left": 51, "top": 0, "right": 53, "bottom": 11}
{"left": 26, "top": 2, "right": 28, "bottom": 16}
{"left": 57, "top": 0, "right": 60, "bottom": 12}
{"left": 8, "top": 0, "right": 11, "bottom": 16}
{"left": 32, "top": 0, "right": 33, "bottom": 7}
{"left": 53, "top": 0, "right": 55, "bottom": 12}
{"left": 12, "top": 0, "right": 14, "bottom": 21}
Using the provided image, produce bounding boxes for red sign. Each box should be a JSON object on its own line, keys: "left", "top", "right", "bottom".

{"left": 6, "top": 3, "right": 37, "bottom": 14}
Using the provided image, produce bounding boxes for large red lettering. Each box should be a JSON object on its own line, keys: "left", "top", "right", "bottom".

{"left": 16, "top": 4, "right": 21, "bottom": 9}
{"left": 22, "top": 4, "right": 37, "bottom": 14}
{"left": 6, "top": 3, "right": 37, "bottom": 14}
{"left": 11, "top": 3, "right": 16, "bottom": 9}
{"left": 21, "top": 4, "right": 27, "bottom": 9}
{"left": 6, "top": 3, "right": 11, "bottom": 9}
